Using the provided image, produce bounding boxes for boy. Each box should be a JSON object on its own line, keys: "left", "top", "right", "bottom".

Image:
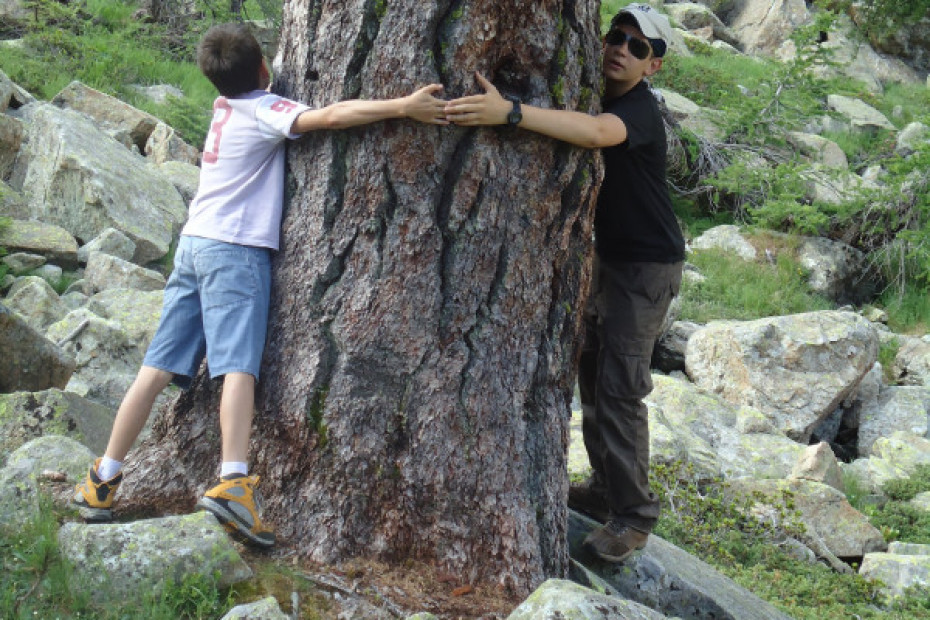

{"left": 73, "top": 22, "right": 448, "bottom": 546}
{"left": 445, "top": 4, "right": 685, "bottom": 562}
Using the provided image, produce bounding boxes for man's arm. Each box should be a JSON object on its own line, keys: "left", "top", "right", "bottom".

{"left": 291, "top": 84, "right": 448, "bottom": 133}
{"left": 444, "top": 73, "right": 626, "bottom": 149}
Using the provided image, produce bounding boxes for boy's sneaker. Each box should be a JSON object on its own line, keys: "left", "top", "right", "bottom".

{"left": 72, "top": 458, "right": 122, "bottom": 521}
{"left": 196, "top": 474, "right": 275, "bottom": 547}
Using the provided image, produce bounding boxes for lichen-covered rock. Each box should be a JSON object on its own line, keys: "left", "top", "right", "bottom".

{"left": 844, "top": 432, "right": 930, "bottom": 493}
{"left": 51, "top": 80, "right": 159, "bottom": 153}
{"left": 9, "top": 103, "right": 186, "bottom": 263}
{"left": 826, "top": 94, "right": 896, "bottom": 131}
{"left": 691, "top": 224, "right": 757, "bottom": 260}
{"left": 152, "top": 160, "right": 201, "bottom": 205}
{"left": 0, "top": 388, "right": 113, "bottom": 459}
{"left": 646, "top": 374, "right": 804, "bottom": 480}
{"left": 728, "top": 478, "right": 886, "bottom": 558}
{"left": 789, "top": 442, "right": 845, "bottom": 492}
{"left": 2, "top": 251, "right": 45, "bottom": 273}
{"left": 0, "top": 304, "right": 74, "bottom": 393}
{"left": 6, "top": 434, "right": 95, "bottom": 483}
{"left": 567, "top": 512, "right": 793, "bottom": 620}
{"left": 77, "top": 227, "right": 136, "bottom": 264}
{"left": 506, "top": 579, "right": 667, "bottom": 619}
{"left": 0, "top": 218, "right": 78, "bottom": 267}
{"left": 84, "top": 251, "right": 166, "bottom": 293}
{"left": 3, "top": 275, "right": 69, "bottom": 331}
{"left": 787, "top": 132, "right": 848, "bottom": 169}
{"left": 797, "top": 236, "right": 873, "bottom": 304}
{"left": 568, "top": 409, "right": 591, "bottom": 480}
{"left": 893, "top": 335, "right": 930, "bottom": 386}
{"left": 221, "top": 596, "right": 289, "bottom": 620}
{"left": 0, "top": 68, "right": 35, "bottom": 112}
{"left": 144, "top": 121, "right": 199, "bottom": 166}
{"left": 45, "top": 308, "right": 142, "bottom": 410}
{"left": 686, "top": 311, "right": 878, "bottom": 442}
{"left": 0, "top": 466, "right": 39, "bottom": 533}
{"left": 0, "top": 178, "right": 29, "bottom": 219}
{"left": 87, "top": 288, "right": 163, "bottom": 351}
{"left": 896, "top": 121, "right": 930, "bottom": 156}
{"left": 0, "top": 107, "right": 24, "bottom": 178}
{"left": 860, "top": 545, "right": 930, "bottom": 598}
{"left": 858, "top": 386, "right": 930, "bottom": 457}
{"left": 58, "top": 511, "right": 253, "bottom": 603}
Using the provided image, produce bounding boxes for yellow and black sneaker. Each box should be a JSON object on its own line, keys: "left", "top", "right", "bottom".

{"left": 72, "top": 458, "right": 122, "bottom": 522}
{"left": 196, "top": 474, "right": 275, "bottom": 547}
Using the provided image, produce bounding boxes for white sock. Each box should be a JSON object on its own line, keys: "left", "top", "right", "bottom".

{"left": 220, "top": 461, "right": 248, "bottom": 478}
{"left": 97, "top": 456, "right": 122, "bottom": 481}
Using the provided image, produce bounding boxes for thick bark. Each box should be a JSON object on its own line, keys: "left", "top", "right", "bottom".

{"left": 122, "top": 0, "right": 602, "bottom": 595}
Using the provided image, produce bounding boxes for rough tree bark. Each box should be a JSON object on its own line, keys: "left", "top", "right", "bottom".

{"left": 122, "top": 0, "right": 603, "bottom": 595}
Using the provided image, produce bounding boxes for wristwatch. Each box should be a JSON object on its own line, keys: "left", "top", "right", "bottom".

{"left": 505, "top": 95, "right": 522, "bottom": 126}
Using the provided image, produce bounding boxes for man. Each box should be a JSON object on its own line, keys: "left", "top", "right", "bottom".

{"left": 445, "top": 4, "right": 685, "bottom": 562}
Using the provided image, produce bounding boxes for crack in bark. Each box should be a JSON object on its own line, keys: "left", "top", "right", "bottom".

{"left": 294, "top": 1, "right": 325, "bottom": 97}
{"left": 454, "top": 240, "right": 508, "bottom": 452}
{"left": 547, "top": 152, "right": 588, "bottom": 244}
{"left": 372, "top": 162, "right": 398, "bottom": 281}
{"left": 434, "top": 130, "right": 479, "bottom": 345}
{"left": 432, "top": 0, "right": 465, "bottom": 86}
{"left": 343, "top": 0, "right": 387, "bottom": 99}
{"left": 322, "top": 133, "right": 349, "bottom": 234}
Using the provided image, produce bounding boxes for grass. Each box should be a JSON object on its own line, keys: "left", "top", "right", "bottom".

{"left": 880, "top": 285, "right": 930, "bottom": 335}
{"left": 677, "top": 245, "right": 833, "bottom": 324}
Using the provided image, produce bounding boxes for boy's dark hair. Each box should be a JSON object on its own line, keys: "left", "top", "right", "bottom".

{"left": 197, "top": 23, "right": 264, "bottom": 97}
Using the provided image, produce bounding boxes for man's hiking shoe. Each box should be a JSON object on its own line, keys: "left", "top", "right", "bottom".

{"left": 72, "top": 458, "right": 122, "bottom": 522}
{"left": 568, "top": 478, "right": 610, "bottom": 523}
{"left": 196, "top": 475, "right": 275, "bottom": 547}
{"left": 583, "top": 520, "right": 649, "bottom": 563}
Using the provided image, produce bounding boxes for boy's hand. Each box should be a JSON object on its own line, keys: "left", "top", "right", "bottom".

{"left": 403, "top": 84, "right": 449, "bottom": 125}
{"left": 444, "top": 72, "right": 510, "bottom": 126}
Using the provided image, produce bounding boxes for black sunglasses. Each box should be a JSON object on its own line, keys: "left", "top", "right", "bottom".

{"left": 604, "top": 29, "right": 652, "bottom": 60}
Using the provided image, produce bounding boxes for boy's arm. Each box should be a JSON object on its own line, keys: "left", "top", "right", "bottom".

{"left": 291, "top": 84, "right": 447, "bottom": 133}
{"left": 444, "top": 73, "right": 627, "bottom": 149}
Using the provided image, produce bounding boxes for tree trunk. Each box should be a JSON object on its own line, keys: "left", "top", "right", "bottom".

{"left": 122, "top": 0, "right": 602, "bottom": 595}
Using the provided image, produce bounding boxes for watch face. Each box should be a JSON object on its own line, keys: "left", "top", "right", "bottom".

{"left": 508, "top": 110, "right": 523, "bottom": 125}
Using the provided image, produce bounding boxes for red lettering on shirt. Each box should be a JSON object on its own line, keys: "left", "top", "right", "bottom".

{"left": 202, "top": 98, "right": 233, "bottom": 164}
{"left": 270, "top": 99, "right": 298, "bottom": 113}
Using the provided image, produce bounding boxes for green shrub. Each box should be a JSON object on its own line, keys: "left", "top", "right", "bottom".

{"left": 653, "top": 461, "right": 930, "bottom": 618}
{"left": 884, "top": 465, "right": 930, "bottom": 503}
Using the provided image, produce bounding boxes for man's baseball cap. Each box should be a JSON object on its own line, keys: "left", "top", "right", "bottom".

{"left": 611, "top": 3, "right": 675, "bottom": 57}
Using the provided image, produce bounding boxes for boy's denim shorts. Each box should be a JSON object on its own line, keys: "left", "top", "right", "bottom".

{"left": 143, "top": 235, "right": 272, "bottom": 389}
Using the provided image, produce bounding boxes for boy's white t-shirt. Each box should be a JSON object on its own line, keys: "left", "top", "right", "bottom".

{"left": 182, "top": 90, "right": 310, "bottom": 250}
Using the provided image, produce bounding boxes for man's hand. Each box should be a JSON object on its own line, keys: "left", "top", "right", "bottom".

{"left": 444, "top": 72, "right": 510, "bottom": 126}
{"left": 402, "top": 84, "right": 449, "bottom": 125}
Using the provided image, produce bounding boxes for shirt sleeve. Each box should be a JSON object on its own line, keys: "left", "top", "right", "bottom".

{"left": 255, "top": 95, "right": 311, "bottom": 140}
{"left": 604, "top": 92, "right": 653, "bottom": 151}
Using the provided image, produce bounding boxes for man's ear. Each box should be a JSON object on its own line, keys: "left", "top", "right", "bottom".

{"left": 644, "top": 57, "right": 663, "bottom": 77}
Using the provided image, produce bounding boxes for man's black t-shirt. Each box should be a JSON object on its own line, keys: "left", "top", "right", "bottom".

{"left": 596, "top": 80, "right": 686, "bottom": 264}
